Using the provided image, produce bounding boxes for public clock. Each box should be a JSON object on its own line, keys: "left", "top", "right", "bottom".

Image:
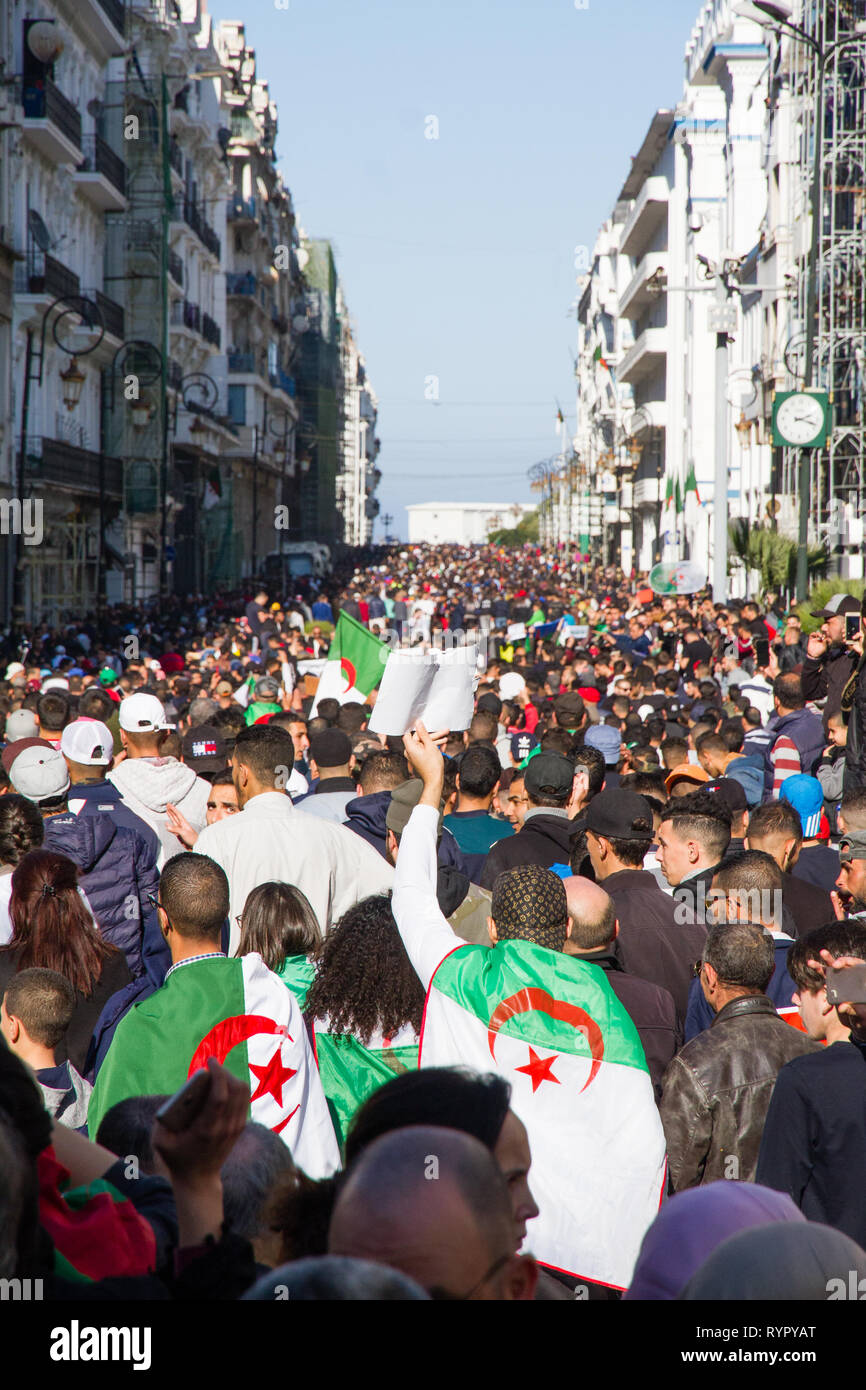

{"left": 772, "top": 391, "right": 831, "bottom": 448}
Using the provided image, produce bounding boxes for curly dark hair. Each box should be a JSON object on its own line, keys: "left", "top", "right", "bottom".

{"left": 304, "top": 894, "right": 424, "bottom": 1046}
{"left": 0, "top": 795, "right": 44, "bottom": 868}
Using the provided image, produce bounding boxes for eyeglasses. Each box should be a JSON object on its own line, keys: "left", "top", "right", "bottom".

{"left": 692, "top": 959, "right": 705, "bottom": 978}
{"left": 428, "top": 1251, "right": 513, "bottom": 1301}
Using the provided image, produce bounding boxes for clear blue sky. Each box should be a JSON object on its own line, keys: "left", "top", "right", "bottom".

{"left": 209, "top": 0, "right": 702, "bottom": 537}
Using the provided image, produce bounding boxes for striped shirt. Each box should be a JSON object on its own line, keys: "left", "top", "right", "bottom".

{"left": 771, "top": 735, "right": 801, "bottom": 796}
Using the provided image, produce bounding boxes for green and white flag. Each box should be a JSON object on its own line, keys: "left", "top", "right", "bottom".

{"left": 425, "top": 943, "right": 665, "bottom": 1287}
{"left": 89, "top": 954, "right": 339, "bottom": 1178}
{"left": 312, "top": 610, "right": 387, "bottom": 712}
{"left": 313, "top": 1020, "right": 419, "bottom": 1151}
{"left": 392, "top": 805, "right": 666, "bottom": 1289}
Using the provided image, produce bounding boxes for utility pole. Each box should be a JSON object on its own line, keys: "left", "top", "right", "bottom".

{"left": 708, "top": 266, "right": 738, "bottom": 604}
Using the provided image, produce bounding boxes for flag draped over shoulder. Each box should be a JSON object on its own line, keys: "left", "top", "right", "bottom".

{"left": 422, "top": 941, "right": 667, "bottom": 1288}
{"left": 312, "top": 610, "right": 387, "bottom": 711}
{"left": 88, "top": 954, "right": 339, "bottom": 1178}
{"left": 313, "top": 1020, "right": 419, "bottom": 1151}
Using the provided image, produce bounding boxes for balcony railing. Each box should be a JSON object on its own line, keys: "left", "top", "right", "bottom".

{"left": 168, "top": 358, "right": 184, "bottom": 391}
{"left": 228, "top": 350, "right": 257, "bottom": 373}
{"left": 76, "top": 133, "right": 126, "bottom": 194}
{"left": 229, "top": 194, "right": 256, "bottom": 222}
{"left": 167, "top": 248, "right": 184, "bottom": 287}
{"left": 202, "top": 312, "right": 221, "bottom": 348}
{"left": 183, "top": 299, "right": 201, "bottom": 333}
{"left": 183, "top": 199, "right": 220, "bottom": 260}
{"left": 270, "top": 368, "right": 296, "bottom": 397}
{"left": 21, "top": 78, "right": 82, "bottom": 151}
{"left": 80, "top": 288, "right": 124, "bottom": 340}
{"left": 226, "top": 270, "right": 257, "bottom": 296}
{"left": 18, "top": 250, "right": 81, "bottom": 300}
{"left": 21, "top": 436, "right": 122, "bottom": 498}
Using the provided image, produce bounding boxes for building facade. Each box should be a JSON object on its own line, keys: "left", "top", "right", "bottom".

{"left": 2, "top": 0, "right": 381, "bottom": 625}
{"left": 407, "top": 502, "right": 533, "bottom": 546}
{"left": 570, "top": 0, "right": 866, "bottom": 593}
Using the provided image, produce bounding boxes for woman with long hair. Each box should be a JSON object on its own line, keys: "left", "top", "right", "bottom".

{"left": 304, "top": 894, "right": 424, "bottom": 1150}
{"left": 235, "top": 881, "right": 321, "bottom": 1007}
{"left": 0, "top": 795, "right": 44, "bottom": 946}
{"left": 0, "top": 850, "right": 131, "bottom": 1072}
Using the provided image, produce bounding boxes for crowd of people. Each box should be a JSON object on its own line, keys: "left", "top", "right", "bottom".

{"left": 1, "top": 542, "right": 866, "bottom": 1303}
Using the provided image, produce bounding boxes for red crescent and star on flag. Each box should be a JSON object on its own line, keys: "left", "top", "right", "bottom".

{"left": 487, "top": 987, "right": 604, "bottom": 1094}
{"left": 188, "top": 1014, "right": 300, "bottom": 1135}
{"left": 340, "top": 657, "right": 356, "bottom": 691}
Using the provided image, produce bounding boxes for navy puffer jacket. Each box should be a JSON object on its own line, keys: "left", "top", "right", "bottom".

{"left": 42, "top": 813, "right": 159, "bottom": 979}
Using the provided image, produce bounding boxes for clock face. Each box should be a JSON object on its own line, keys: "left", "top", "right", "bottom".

{"left": 776, "top": 393, "right": 825, "bottom": 445}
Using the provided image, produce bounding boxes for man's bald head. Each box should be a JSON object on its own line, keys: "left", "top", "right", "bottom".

{"left": 327, "top": 1125, "right": 536, "bottom": 1300}
{"left": 563, "top": 876, "right": 617, "bottom": 952}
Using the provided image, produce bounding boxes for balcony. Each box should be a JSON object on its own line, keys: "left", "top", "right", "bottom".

{"left": 202, "top": 312, "right": 221, "bottom": 348}
{"left": 228, "top": 349, "right": 258, "bottom": 374}
{"left": 620, "top": 176, "right": 669, "bottom": 259}
{"left": 228, "top": 194, "right": 257, "bottom": 223}
{"left": 22, "top": 436, "right": 122, "bottom": 499}
{"left": 168, "top": 140, "right": 184, "bottom": 178}
{"left": 617, "top": 326, "right": 668, "bottom": 385}
{"left": 183, "top": 200, "right": 220, "bottom": 260}
{"left": 619, "top": 251, "right": 669, "bottom": 320}
{"left": 168, "top": 358, "right": 184, "bottom": 392}
{"left": 16, "top": 250, "right": 81, "bottom": 301}
{"left": 226, "top": 270, "right": 257, "bottom": 297}
{"left": 21, "top": 78, "right": 82, "bottom": 165}
{"left": 74, "top": 134, "right": 127, "bottom": 211}
{"left": 79, "top": 288, "right": 124, "bottom": 341}
{"left": 270, "top": 367, "right": 296, "bottom": 397}
{"left": 73, "top": 0, "right": 127, "bottom": 59}
{"left": 167, "top": 248, "right": 184, "bottom": 289}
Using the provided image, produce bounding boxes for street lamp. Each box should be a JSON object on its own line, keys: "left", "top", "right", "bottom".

{"left": 59, "top": 356, "right": 86, "bottom": 411}
{"left": 735, "top": 0, "right": 866, "bottom": 598}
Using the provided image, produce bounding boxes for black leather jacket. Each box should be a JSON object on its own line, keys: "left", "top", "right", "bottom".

{"left": 659, "top": 994, "right": 820, "bottom": 1191}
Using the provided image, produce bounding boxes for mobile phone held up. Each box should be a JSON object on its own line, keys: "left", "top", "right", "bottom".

{"left": 846, "top": 612, "right": 861, "bottom": 643}
{"left": 826, "top": 962, "right": 866, "bottom": 1008}
{"left": 754, "top": 637, "right": 770, "bottom": 668}
{"left": 154, "top": 1068, "right": 212, "bottom": 1133}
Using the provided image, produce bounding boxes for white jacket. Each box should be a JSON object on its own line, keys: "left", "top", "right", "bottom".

{"left": 107, "top": 756, "right": 211, "bottom": 867}
{"left": 196, "top": 791, "right": 394, "bottom": 953}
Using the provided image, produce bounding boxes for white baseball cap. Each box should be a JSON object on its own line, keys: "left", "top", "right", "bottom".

{"left": 499, "top": 672, "right": 527, "bottom": 701}
{"left": 5, "top": 709, "right": 39, "bottom": 741}
{"left": 8, "top": 745, "right": 70, "bottom": 803}
{"left": 118, "top": 692, "right": 176, "bottom": 733}
{"left": 60, "top": 718, "right": 113, "bottom": 766}
{"left": 41, "top": 677, "right": 69, "bottom": 692}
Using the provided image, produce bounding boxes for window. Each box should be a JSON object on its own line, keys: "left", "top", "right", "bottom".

{"left": 228, "top": 384, "right": 246, "bottom": 426}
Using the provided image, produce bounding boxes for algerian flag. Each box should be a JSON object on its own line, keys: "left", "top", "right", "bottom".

{"left": 675, "top": 477, "right": 684, "bottom": 515}
{"left": 202, "top": 466, "right": 223, "bottom": 510}
{"left": 312, "top": 610, "right": 388, "bottom": 712}
{"left": 313, "top": 1020, "right": 419, "bottom": 1151}
{"left": 89, "top": 953, "right": 340, "bottom": 1178}
{"left": 422, "top": 941, "right": 666, "bottom": 1288}
{"left": 684, "top": 462, "right": 702, "bottom": 532}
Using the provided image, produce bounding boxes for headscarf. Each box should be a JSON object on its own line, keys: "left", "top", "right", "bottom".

{"left": 625, "top": 1181, "right": 805, "bottom": 1301}
{"left": 680, "top": 1220, "right": 866, "bottom": 1301}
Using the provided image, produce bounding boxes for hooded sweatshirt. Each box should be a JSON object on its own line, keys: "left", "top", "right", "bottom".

{"left": 107, "top": 756, "right": 210, "bottom": 865}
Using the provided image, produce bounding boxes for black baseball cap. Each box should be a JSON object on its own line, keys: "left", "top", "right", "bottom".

{"left": 705, "top": 777, "right": 748, "bottom": 814}
{"left": 584, "top": 788, "right": 654, "bottom": 841}
{"left": 181, "top": 725, "right": 228, "bottom": 773}
{"left": 524, "top": 751, "right": 574, "bottom": 800}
